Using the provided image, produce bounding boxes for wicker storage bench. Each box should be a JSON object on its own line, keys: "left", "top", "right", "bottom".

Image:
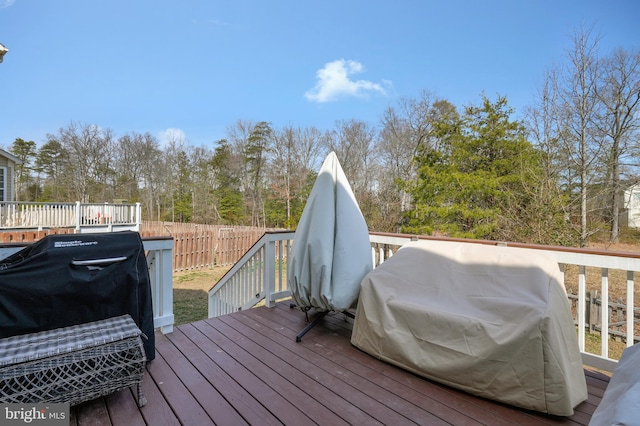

{"left": 0, "top": 314, "right": 147, "bottom": 407}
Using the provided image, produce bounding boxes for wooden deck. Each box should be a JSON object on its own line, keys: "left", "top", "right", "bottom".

{"left": 70, "top": 301, "right": 610, "bottom": 425}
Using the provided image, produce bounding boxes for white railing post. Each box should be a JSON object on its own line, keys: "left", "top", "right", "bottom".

{"left": 144, "top": 238, "right": 174, "bottom": 334}
{"left": 578, "top": 265, "right": 586, "bottom": 352}
{"left": 19, "top": 203, "right": 25, "bottom": 227}
{"left": 159, "top": 239, "right": 175, "bottom": 333}
{"left": 601, "top": 268, "right": 609, "bottom": 358}
{"left": 264, "top": 236, "right": 276, "bottom": 307}
{"left": 75, "top": 201, "right": 81, "bottom": 232}
{"left": 135, "top": 202, "right": 141, "bottom": 231}
{"left": 627, "top": 271, "right": 635, "bottom": 347}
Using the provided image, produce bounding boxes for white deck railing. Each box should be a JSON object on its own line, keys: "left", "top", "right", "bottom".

{"left": 208, "top": 231, "right": 293, "bottom": 317}
{"left": 0, "top": 236, "right": 174, "bottom": 334}
{"left": 0, "top": 201, "right": 142, "bottom": 232}
{"left": 208, "top": 231, "right": 640, "bottom": 373}
{"left": 144, "top": 237, "right": 175, "bottom": 334}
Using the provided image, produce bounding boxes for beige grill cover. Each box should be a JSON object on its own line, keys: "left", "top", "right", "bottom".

{"left": 287, "top": 152, "right": 372, "bottom": 312}
{"left": 351, "top": 240, "right": 587, "bottom": 416}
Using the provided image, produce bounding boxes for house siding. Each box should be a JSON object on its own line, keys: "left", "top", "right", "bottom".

{"left": 625, "top": 186, "right": 640, "bottom": 228}
{"left": 0, "top": 157, "right": 14, "bottom": 201}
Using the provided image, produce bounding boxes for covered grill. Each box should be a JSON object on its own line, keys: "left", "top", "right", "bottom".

{"left": 0, "top": 231, "right": 155, "bottom": 360}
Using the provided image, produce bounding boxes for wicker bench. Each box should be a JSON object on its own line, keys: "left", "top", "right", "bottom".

{"left": 0, "top": 314, "right": 147, "bottom": 407}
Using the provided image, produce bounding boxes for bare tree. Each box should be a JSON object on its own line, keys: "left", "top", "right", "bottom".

{"left": 327, "top": 119, "right": 378, "bottom": 195}
{"left": 189, "top": 145, "right": 217, "bottom": 224}
{"left": 46, "top": 122, "right": 114, "bottom": 203}
{"left": 378, "top": 91, "right": 438, "bottom": 191}
{"left": 559, "top": 26, "right": 603, "bottom": 246}
{"left": 527, "top": 67, "right": 566, "bottom": 190}
{"left": 325, "top": 119, "right": 378, "bottom": 226}
{"left": 524, "top": 67, "right": 581, "bottom": 245}
{"left": 115, "top": 132, "right": 145, "bottom": 200}
{"left": 115, "top": 132, "right": 163, "bottom": 219}
{"left": 270, "top": 125, "right": 323, "bottom": 227}
{"left": 226, "top": 119, "right": 255, "bottom": 197}
{"left": 595, "top": 47, "right": 640, "bottom": 241}
{"left": 137, "top": 133, "right": 163, "bottom": 221}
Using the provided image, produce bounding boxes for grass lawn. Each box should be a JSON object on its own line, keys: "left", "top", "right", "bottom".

{"left": 173, "top": 267, "right": 230, "bottom": 325}
{"left": 584, "top": 329, "right": 627, "bottom": 361}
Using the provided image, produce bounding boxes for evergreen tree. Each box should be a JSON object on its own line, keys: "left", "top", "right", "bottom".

{"left": 401, "top": 95, "right": 542, "bottom": 240}
{"left": 211, "top": 140, "right": 245, "bottom": 224}
{"left": 243, "top": 122, "right": 273, "bottom": 227}
{"left": 34, "top": 139, "right": 68, "bottom": 201}
{"left": 9, "top": 138, "right": 37, "bottom": 201}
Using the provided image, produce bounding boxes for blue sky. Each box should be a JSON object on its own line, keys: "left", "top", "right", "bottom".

{"left": 1, "top": 0, "right": 639, "bottom": 149}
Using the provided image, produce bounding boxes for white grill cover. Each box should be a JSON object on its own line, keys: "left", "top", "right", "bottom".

{"left": 351, "top": 240, "right": 587, "bottom": 416}
{"left": 590, "top": 343, "right": 640, "bottom": 425}
{"left": 287, "top": 152, "right": 372, "bottom": 312}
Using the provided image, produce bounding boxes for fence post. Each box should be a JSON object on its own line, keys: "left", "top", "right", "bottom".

{"left": 585, "top": 291, "right": 589, "bottom": 333}
{"left": 588, "top": 290, "right": 598, "bottom": 333}
{"left": 614, "top": 297, "right": 622, "bottom": 342}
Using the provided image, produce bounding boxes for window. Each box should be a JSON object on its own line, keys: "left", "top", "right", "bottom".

{"left": 0, "top": 167, "right": 6, "bottom": 201}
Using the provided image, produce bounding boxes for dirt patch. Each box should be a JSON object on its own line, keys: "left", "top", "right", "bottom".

{"left": 588, "top": 241, "right": 640, "bottom": 253}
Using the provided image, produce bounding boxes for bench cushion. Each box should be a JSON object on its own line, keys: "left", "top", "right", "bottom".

{"left": 0, "top": 315, "right": 143, "bottom": 367}
{"left": 0, "top": 315, "right": 146, "bottom": 407}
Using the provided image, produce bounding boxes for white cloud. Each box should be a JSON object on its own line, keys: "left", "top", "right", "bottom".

{"left": 158, "top": 128, "right": 187, "bottom": 148}
{"left": 0, "top": 0, "right": 15, "bottom": 8}
{"left": 207, "top": 19, "right": 229, "bottom": 26}
{"left": 305, "top": 59, "right": 389, "bottom": 103}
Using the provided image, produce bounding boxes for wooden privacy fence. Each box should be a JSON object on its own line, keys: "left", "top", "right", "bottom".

{"left": 0, "top": 222, "right": 281, "bottom": 273}
{"left": 140, "top": 221, "right": 284, "bottom": 271}
{"left": 0, "top": 228, "right": 76, "bottom": 243}
{"left": 568, "top": 290, "right": 640, "bottom": 344}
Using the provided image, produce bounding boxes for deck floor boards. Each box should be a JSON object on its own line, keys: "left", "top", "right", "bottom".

{"left": 71, "top": 301, "right": 610, "bottom": 425}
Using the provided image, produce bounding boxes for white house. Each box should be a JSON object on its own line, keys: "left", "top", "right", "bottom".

{"left": 0, "top": 148, "right": 21, "bottom": 202}
{"left": 624, "top": 183, "right": 640, "bottom": 229}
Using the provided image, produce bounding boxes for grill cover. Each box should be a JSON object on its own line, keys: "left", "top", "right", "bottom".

{"left": 351, "top": 240, "right": 587, "bottom": 416}
{"left": 288, "top": 151, "right": 372, "bottom": 312}
{"left": 590, "top": 343, "right": 640, "bottom": 425}
{"left": 0, "top": 231, "right": 155, "bottom": 360}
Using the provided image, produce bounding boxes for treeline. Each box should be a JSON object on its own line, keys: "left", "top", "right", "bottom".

{"left": 6, "top": 28, "right": 640, "bottom": 246}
